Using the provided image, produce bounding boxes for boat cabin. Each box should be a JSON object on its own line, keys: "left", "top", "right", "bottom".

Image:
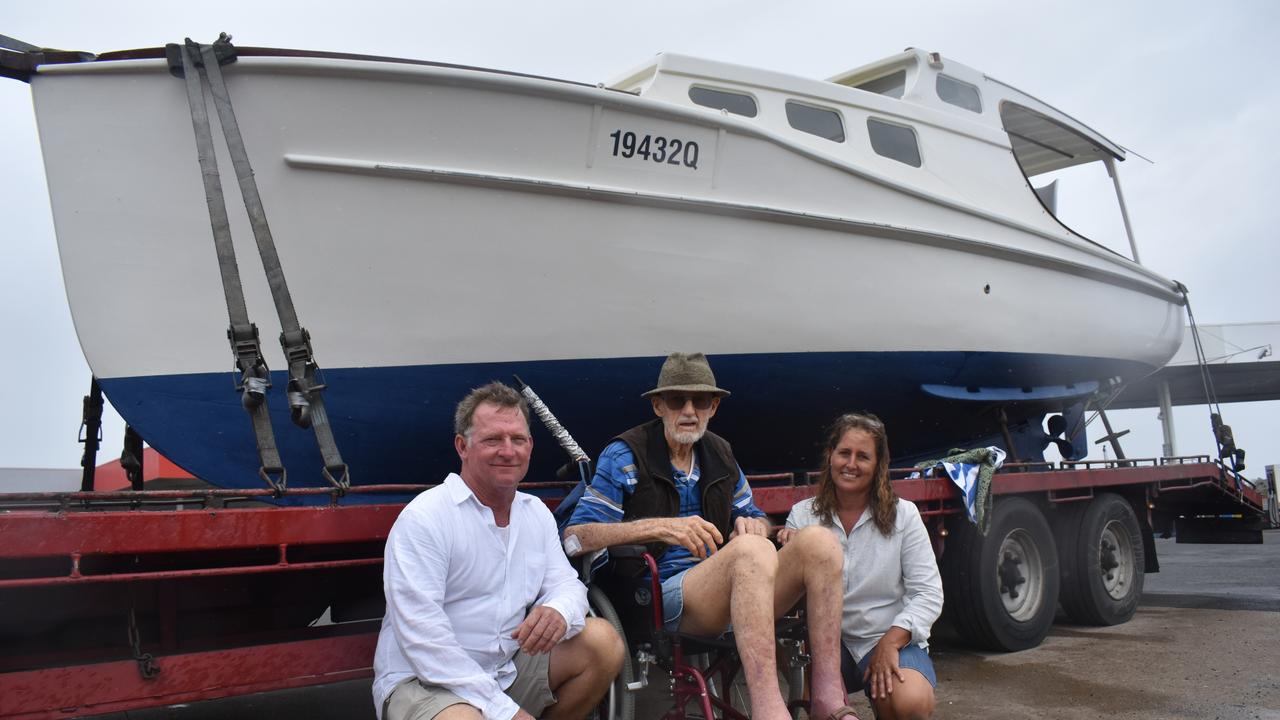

{"left": 609, "top": 48, "right": 1141, "bottom": 262}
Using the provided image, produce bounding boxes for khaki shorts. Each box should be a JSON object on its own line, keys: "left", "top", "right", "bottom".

{"left": 384, "top": 650, "right": 555, "bottom": 720}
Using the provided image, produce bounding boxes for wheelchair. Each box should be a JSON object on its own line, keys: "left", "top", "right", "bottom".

{"left": 584, "top": 545, "right": 810, "bottom": 720}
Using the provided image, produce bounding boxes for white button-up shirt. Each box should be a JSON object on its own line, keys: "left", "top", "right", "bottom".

{"left": 373, "top": 473, "right": 588, "bottom": 720}
{"left": 786, "top": 497, "right": 943, "bottom": 660}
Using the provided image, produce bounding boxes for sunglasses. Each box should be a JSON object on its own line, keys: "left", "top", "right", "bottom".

{"left": 660, "top": 393, "right": 715, "bottom": 411}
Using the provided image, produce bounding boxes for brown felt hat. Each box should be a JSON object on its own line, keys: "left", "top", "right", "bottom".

{"left": 641, "top": 352, "right": 731, "bottom": 398}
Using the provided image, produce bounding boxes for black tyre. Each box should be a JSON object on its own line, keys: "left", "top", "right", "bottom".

{"left": 1049, "top": 500, "right": 1086, "bottom": 612}
{"left": 587, "top": 585, "right": 636, "bottom": 720}
{"left": 941, "top": 496, "right": 1060, "bottom": 651}
{"left": 1056, "top": 493, "right": 1145, "bottom": 626}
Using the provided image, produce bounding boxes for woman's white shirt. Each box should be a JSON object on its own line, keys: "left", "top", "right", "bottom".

{"left": 786, "top": 497, "right": 943, "bottom": 659}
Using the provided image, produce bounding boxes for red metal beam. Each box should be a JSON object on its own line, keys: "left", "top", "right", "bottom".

{"left": 0, "top": 481, "right": 574, "bottom": 505}
{"left": 752, "top": 486, "right": 814, "bottom": 516}
{"left": 991, "top": 462, "right": 1263, "bottom": 511}
{"left": 0, "top": 462, "right": 1255, "bottom": 571}
{"left": 0, "top": 557, "right": 383, "bottom": 590}
{"left": 891, "top": 477, "right": 960, "bottom": 503}
{"left": 0, "top": 632, "right": 376, "bottom": 719}
{"left": 750, "top": 462, "right": 1257, "bottom": 516}
{"left": 0, "top": 504, "right": 406, "bottom": 558}
{"left": 750, "top": 476, "right": 959, "bottom": 516}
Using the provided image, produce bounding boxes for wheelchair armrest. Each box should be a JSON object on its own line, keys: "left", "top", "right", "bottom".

{"left": 594, "top": 546, "right": 664, "bottom": 633}
{"left": 573, "top": 548, "right": 605, "bottom": 583}
{"left": 572, "top": 545, "right": 657, "bottom": 586}
{"left": 605, "top": 544, "right": 649, "bottom": 558}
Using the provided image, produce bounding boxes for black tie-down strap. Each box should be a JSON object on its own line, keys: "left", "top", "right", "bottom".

{"left": 173, "top": 34, "right": 348, "bottom": 491}
{"left": 176, "top": 38, "right": 285, "bottom": 492}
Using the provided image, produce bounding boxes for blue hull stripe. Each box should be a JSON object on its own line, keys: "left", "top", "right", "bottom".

{"left": 100, "top": 351, "right": 1151, "bottom": 505}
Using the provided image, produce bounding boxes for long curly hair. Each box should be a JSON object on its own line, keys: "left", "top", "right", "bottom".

{"left": 811, "top": 413, "right": 896, "bottom": 536}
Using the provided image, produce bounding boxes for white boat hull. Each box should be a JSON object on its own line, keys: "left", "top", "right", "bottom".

{"left": 25, "top": 51, "right": 1184, "bottom": 491}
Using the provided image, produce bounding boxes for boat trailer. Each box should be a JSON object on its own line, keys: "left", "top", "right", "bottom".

{"left": 0, "top": 458, "right": 1268, "bottom": 718}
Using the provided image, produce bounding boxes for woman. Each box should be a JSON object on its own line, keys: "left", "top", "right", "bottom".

{"left": 778, "top": 413, "right": 943, "bottom": 720}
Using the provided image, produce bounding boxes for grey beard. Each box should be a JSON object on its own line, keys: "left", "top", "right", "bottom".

{"left": 671, "top": 428, "right": 704, "bottom": 445}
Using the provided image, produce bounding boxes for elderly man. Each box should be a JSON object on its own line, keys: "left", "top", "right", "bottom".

{"left": 374, "top": 382, "right": 624, "bottom": 720}
{"left": 564, "top": 353, "right": 855, "bottom": 720}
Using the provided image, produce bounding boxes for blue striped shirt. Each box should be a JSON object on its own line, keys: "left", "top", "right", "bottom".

{"left": 567, "top": 439, "right": 765, "bottom": 581}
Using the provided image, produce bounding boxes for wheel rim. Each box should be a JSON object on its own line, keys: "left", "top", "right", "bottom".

{"left": 996, "top": 528, "right": 1045, "bottom": 621}
{"left": 585, "top": 607, "right": 614, "bottom": 720}
{"left": 1099, "top": 520, "right": 1135, "bottom": 600}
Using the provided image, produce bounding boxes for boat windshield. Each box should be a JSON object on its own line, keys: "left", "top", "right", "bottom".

{"left": 1001, "top": 102, "right": 1136, "bottom": 259}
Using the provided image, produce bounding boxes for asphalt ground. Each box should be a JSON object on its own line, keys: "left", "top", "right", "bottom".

{"left": 921, "top": 530, "right": 1280, "bottom": 720}
{"left": 94, "top": 530, "right": 1280, "bottom": 719}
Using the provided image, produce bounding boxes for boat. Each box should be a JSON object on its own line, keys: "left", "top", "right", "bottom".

{"left": 2, "top": 37, "right": 1184, "bottom": 494}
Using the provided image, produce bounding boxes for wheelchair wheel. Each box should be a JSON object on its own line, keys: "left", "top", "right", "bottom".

{"left": 588, "top": 585, "right": 636, "bottom": 720}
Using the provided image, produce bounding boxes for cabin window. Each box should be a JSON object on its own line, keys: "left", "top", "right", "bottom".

{"left": 854, "top": 70, "right": 906, "bottom": 98}
{"left": 785, "top": 101, "right": 845, "bottom": 142}
{"left": 867, "top": 118, "right": 921, "bottom": 167}
{"left": 688, "top": 87, "right": 758, "bottom": 117}
{"left": 937, "top": 74, "right": 982, "bottom": 113}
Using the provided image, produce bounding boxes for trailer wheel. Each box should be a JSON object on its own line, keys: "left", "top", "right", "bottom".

{"left": 942, "top": 496, "right": 1060, "bottom": 651}
{"left": 587, "top": 585, "right": 635, "bottom": 720}
{"left": 1056, "top": 494, "right": 1144, "bottom": 626}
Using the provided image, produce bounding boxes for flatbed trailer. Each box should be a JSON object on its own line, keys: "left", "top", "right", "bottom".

{"left": 0, "top": 458, "right": 1269, "bottom": 718}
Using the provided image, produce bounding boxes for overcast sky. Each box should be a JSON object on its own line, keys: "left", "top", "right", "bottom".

{"left": 2, "top": 1, "right": 1276, "bottom": 479}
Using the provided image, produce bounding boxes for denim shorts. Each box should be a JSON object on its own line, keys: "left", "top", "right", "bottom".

{"left": 660, "top": 568, "right": 690, "bottom": 631}
{"left": 841, "top": 642, "right": 937, "bottom": 696}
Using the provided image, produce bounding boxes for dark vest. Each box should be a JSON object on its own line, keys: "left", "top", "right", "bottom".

{"left": 614, "top": 419, "right": 740, "bottom": 560}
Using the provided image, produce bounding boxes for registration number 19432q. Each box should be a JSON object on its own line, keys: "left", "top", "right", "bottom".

{"left": 608, "top": 129, "right": 700, "bottom": 169}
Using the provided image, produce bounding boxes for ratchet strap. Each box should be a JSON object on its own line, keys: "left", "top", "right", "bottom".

{"left": 176, "top": 39, "right": 286, "bottom": 492}
{"left": 78, "top": 377, "right": 104, "bottom": 492}
{"left": 176, "top": 34, "right": 349, "bottom": 490}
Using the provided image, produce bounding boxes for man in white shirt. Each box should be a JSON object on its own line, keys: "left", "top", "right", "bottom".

{"left": 373, "top": 382, "right": 624, "bottom": 720}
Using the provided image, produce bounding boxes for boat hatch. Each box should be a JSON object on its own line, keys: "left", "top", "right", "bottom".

{"left": 1001, "top": 102, "right": 1119, "bottom": 177}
